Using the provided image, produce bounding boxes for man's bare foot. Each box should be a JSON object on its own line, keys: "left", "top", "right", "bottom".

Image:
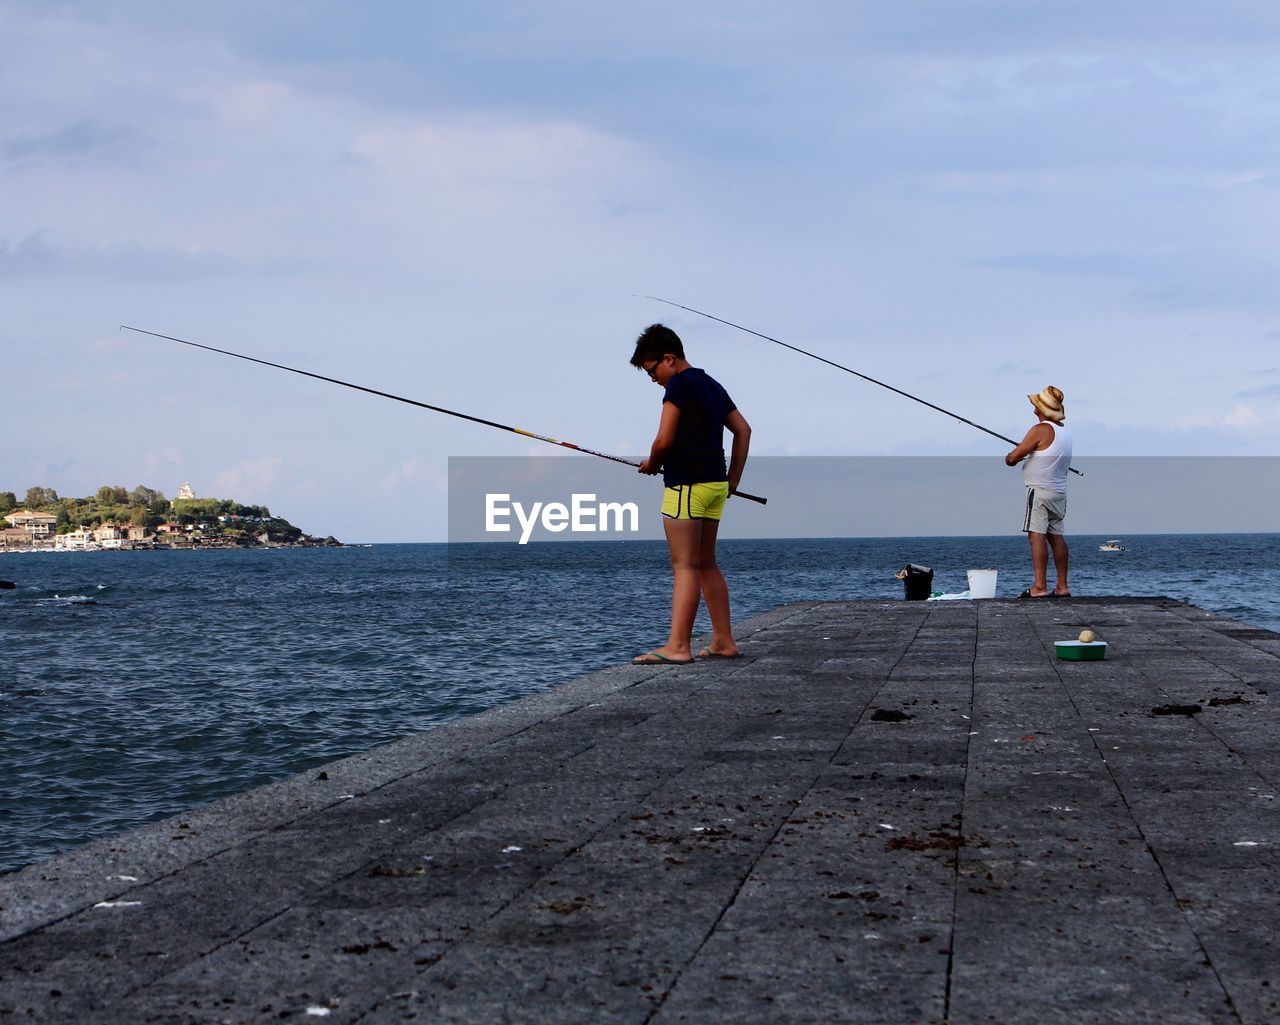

{"left": 697, "top": 646, "right": 742, "bottom": 659}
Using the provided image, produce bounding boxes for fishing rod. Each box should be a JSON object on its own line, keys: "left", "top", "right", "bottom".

{"left": 645, "top": 295, "right": 1083, "bottom": 477}
{"left": 119, "top": 326, "right": 768, "bottom": 504}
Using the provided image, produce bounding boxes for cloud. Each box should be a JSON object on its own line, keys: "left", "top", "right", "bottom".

{"left": 189, "top": 80, "right": 297, "bottom": 131}
{"left": 141, "top": 449, "right": 186, "bottom": 489}
{"left": 345, "top": 114, "right": 669, "bottom": 237}
{"left": 333, "top": 111, "right": 679, "bottom": 284}
{"left": 969, "top": 238, "right": 1280, "bottom": 312}
{"left": 1, "top": 120, "right": 148, "bottom": 170}
{"left": 352, "top": 115, "right": 640, "bottom": 187}
{"left": 1177, "top": 404, "right": 1270, "bottom": 430}
{"left": 1235, "top": 383, "right": 1280, "bottom": 399}
{"left": 1225, "top": 404, "right": 1266, "bottom": 429}
{"left": 0, "top": 232, "right": 243, "bottom": 280}
{"left": 994, "top": 360, "right": 1042, "bottom": 376}
{"left": 87, "top": 334, "right": 141, "bottom": 354}
{"left": 381, "top": 459, "right": 448, "bottom": 496}
{"left": 0, "top": 232, "right": 56, "bottom": 275}
{"left": 973, "top": 250, "right": 1163, "bottom": 278}
{"left": 214, "top": 456, "right": 283, "bottom": 499}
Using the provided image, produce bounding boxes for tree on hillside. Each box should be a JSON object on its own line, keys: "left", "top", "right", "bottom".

{"left": 96, "top": 485, "right": 129, "bottom": 505}
{"left": 0, "top": 491, "right": 16, "bottom": 514}
{"left": 264, "top": 518, "right": 302, "bottom": 542}
{"left": 171, "top": 497, "right": 224, "bottom": 523}
{"left": 53, "top": 497, "right": 84, "bottom": 527}
{"left": 24, "top": 486, "right": 58, "bottom": 509}
{"left": 130, "top": 485, "right": 168, "bottom": 513}
{"left": 128, "top": 505, "right": 161, "bottom": 528}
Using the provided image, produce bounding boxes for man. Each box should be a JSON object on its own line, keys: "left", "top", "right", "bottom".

{"left": 629, "top": 323, "right": 751, "bottom": 664}
{"left": 1006, "top": 385, "right": 1072, "bottom": 598}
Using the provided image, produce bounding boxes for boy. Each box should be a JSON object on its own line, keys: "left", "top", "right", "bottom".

{"left": 629, "top": 323, "right": 751, "bottom": 664}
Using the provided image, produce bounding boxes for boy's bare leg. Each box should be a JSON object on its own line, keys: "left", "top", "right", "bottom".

{"left": 1049, "top": 533, "right": 1070, "bottom": 595}
{"left": 697, "top": 519, "right": 739, "bottom": 656}
{"left": 647, "top": 517, "right": 702, "bottom": 662}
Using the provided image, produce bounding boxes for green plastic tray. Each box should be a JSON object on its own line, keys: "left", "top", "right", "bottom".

{"left": 1055, "top": 640, "right": 1107, "bottom": 661}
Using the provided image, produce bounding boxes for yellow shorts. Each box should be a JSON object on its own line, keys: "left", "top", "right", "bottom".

{"left": 662, "top": 481, "right": 730, "bottom": 521}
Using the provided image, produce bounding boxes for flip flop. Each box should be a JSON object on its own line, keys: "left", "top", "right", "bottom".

{"left": 697, "top": 647, "right": 742, "bottom": 659}
{"left": 1017, "top": 589, "right": 1052, "bottom": 600}
{"left": 632, "top": 651, "right": 694, "bottom": 665}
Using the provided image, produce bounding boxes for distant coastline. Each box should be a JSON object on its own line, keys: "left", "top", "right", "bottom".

{"left": 0, "top": 534, "right": 343, "bottom": 554}
{"left": 2, "top": 482, "right": 340, "bottom": 553}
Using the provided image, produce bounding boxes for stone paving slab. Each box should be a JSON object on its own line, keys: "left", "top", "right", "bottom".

{"left": 2, "top": 598, "right": 1278, "bottom": 1024}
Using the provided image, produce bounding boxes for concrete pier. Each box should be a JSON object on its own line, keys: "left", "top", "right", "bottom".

{"left": 2, "top": 598, "right": 1278, "bottom": 1024}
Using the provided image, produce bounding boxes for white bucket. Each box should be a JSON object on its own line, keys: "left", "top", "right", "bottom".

{"left": 967, "top": 569, "right": 998, "bottom": 599}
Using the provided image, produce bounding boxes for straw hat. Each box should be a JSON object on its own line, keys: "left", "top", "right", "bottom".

{"left": 1028, "top": 386, "right": 1065, "bottom": 422}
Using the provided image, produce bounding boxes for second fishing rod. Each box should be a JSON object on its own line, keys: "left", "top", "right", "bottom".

{"left": 646, "top": 295, "right": 1083, "bottom": 477}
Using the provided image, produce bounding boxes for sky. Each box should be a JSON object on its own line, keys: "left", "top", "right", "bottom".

{"left": 4, "top": 1, "right": 1280, "bottom": 542}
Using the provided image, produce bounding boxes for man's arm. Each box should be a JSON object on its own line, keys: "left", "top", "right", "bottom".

{"left": 725, "top": 409, "right": 751, "bottom": 492}
{"left": 1006, "top": 423, "right": 1051, "bottom": 466}
{"left": 638, "top": 401, "right": 680, "bottom": 475}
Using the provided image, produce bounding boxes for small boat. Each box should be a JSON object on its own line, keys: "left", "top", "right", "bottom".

{"left": 1099, "top": 539, "right": 1125, "bottom": 552}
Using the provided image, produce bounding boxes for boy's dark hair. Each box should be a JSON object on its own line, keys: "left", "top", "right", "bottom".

{"left": 630, "top": 323, "right": 685, "bottom": 368}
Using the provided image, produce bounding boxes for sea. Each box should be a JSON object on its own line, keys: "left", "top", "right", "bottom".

{"left": 2, "top": 533, "right": 1278, "bottom": 876}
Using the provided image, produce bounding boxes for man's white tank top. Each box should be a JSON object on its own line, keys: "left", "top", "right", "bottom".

{"left": 1021, "top": 422, "right": 1072, "bottom": 493}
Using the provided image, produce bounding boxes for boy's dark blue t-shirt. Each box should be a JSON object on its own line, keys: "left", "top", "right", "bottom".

{"left": 661, "top": 367, "right": 737, "bottom": 487}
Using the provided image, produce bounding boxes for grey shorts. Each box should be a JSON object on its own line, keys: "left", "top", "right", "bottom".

{"left": 1023, "top": 487, "right": 1067, "bottom": 535}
